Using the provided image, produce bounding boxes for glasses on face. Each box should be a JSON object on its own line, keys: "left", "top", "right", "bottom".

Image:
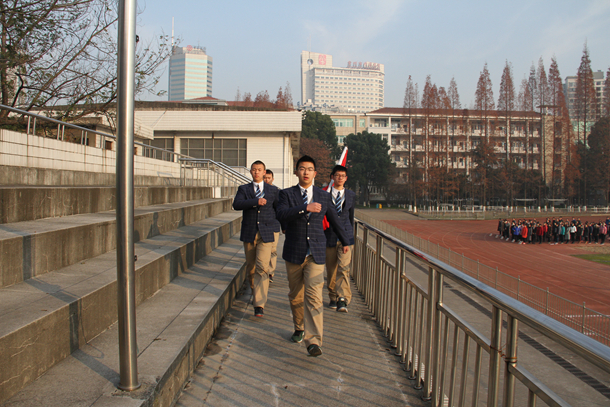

{"left": 298, "top": 167, "right": 315, "bottom": 173}
{"left": 333, "top": 174, "right": 347, "bottom": 179}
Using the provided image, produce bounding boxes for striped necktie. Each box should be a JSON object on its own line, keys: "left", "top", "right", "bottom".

{"left": 255, "top": 184, "right": 264, "bottom": 198}
{"left": 334, "top": 192, "right": 343, "bottom": 214}
{"left": 302, "top": 189, "right": 308, "bottom": 205}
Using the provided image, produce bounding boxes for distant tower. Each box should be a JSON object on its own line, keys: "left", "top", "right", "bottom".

{"left": 168, "top": 45, "right": 213, "bottom": 101}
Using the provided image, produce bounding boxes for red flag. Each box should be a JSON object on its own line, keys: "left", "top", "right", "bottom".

{"left": 323, "top": 146, "right": 349, "bottom": 230}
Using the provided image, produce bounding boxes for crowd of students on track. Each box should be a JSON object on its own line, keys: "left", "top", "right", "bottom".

{"left": 496, "top": 217, "right": 610, "bottom": 245}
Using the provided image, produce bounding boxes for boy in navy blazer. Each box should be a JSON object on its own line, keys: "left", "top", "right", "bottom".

{"left": 277, "top": 155, "right": 350, "bottom": 357}
{"left": 325, "top": 165, "right": 356, "bottom": 313}
{"left": 233, "top": 160, "right": 280, "bottom": 317}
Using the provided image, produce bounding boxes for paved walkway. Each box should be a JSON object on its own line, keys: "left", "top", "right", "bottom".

{"left": 176, "top": 237, "right": 426, "bottom": 407}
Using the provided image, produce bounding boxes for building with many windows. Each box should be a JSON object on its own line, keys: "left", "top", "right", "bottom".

{"left": 168, "top": 46, "right": 213, "bottom": 101}
{"left": 364, "top": 108, "right": 568, "bottom": 188}
{"left": 300, "top": 51, "right": 384, "bottom": 113}
{"left": 563, "top": 70, "right": 606, "bottom": 121}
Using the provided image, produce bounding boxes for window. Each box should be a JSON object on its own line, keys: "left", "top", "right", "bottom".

{"left": 180, "top": 138, "right": 247, "bottom": 166}
{"left": 143, "top": 138, "right": 174, "bottom": 161}
{"left": 332, "top": 118, "right": 354, "bottom": 127}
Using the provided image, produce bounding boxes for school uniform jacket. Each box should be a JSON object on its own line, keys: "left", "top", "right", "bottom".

{"left": 232, "top": 182, "right": 280, "bottom": 243}
{"left": 325, "top": 188, "right": 356, "bottom": 247}
{"left": 277, "top": 185, "right": 350, "bottom": 265}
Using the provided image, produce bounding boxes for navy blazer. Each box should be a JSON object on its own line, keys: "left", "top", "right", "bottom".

{"left": 233, "top": 182, "right": 280, "bottom": 243}
{"left": 277, "top": 185, "right": 350, "bottom": 265}
{"left": 325, "top": 188, "right": 356, "bottom": 247}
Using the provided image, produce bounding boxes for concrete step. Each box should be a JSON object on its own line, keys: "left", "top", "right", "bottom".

{"left": 0, "top": 211, "right": 242, "bottom": 404}
{"left": 0, "top": 186, "right": 218, "bottom": 224}
{"left": 0, "top": 198, "right": 233, "bottom": 289}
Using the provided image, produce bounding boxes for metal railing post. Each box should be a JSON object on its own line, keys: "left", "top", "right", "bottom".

{"left": 423, "top": 266, "right": 437, "bottom": 401}
{"left": 374, "top": 235, "right": 382, "bottom": 317}
{"left": 115, "top": 0, "right": 139, "bottom": 391}
{"left": 487, "top": 305, "right": 503, "bottom": 406}
{"left": 503, "top": 314, "right": 519, "bottom": 407}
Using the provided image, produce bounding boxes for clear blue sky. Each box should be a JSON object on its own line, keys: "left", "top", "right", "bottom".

{"left": 137, "top": 0, "right": 610, "bottom": 108}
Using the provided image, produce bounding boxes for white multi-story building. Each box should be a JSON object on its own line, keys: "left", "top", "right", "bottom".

{"left": 168, "top": 46, "right": 213, "bottom": 101}
{"left": 300, "top": 51, "right": 384, "bottom": 113}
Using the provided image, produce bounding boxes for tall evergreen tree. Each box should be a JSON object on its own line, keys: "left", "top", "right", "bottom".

{"left": 528, "top": 64, "right": 538, "bottom": 112}
{"left": 517, "top": 77, "right": 532, "bottom": 111}
{"left": 575, "top": 42, "right": 597, "bottom": 204}
{"left": 475, "top": 63, "right": 494, "bottom": 138}
{"left": 536, "top": 58, "right": 549, "bottom": 111}
{"left": 403, "top": 75, "right": 418, "bottom": 111}
{"left": 498, "top": 61, "right": 515, "bottom": 164}
{"left": 604, "top": 67, "right": 610, "bottom": 117}
{"left": 498, "top": 61, "right": 516, "bottom": 112}
{"left": 575, "top": 42, "right": 597, "bottom": 142}
{"left": 447, "top": 77, "right": 461, "bottom": 110}
{"left": 344, "top": 131, "right": 393, "bottom": 205}
{"left": 301, "top": 111, "right": 339, "bottom": 157}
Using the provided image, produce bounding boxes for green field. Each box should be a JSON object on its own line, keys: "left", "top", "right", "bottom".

{"left": 573, "top": 253, "right": 610, "bottom": 265}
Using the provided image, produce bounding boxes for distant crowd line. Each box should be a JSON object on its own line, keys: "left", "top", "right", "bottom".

{"left": 496, "top": 217, "right": 610, "bottom": 245}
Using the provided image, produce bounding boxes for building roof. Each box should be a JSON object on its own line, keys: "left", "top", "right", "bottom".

{"left": 367, "top": 107, "right": 543, "bottom": 119}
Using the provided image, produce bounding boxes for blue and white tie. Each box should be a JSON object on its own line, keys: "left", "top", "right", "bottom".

{"left": 334, "top": 193, "right": 343, "bottom": 214}
{"left": 256, "top": 184, "right": 264, "bottom": 199}
{"left": 302, "top": 190, "right": 308, "bottom": 205}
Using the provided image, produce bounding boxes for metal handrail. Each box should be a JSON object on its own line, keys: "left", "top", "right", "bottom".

{"left": 0, "top": 103, "right": 251, "bottom": 187}
{"left": 353, "top": 218, "right": 610, "bottom": 406}
{"left": 180, "top": 158, "right": 251, "bottom": 184}
{"left": 0, "top": 103, "right": 192, "bottom": 162}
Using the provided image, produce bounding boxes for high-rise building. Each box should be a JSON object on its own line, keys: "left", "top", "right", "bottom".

{"left": 168, "top": 45, "right": 213, "bottom": 101}
{"left": 300, "top": 51, "right": 384, "bottom": 113}
{"left": 563, "top": 70, "right": 606, "bottom": 120}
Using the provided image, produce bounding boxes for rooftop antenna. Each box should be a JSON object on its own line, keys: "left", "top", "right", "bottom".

{"left": 171, "top": 17, "right": 174, "bottom": 48}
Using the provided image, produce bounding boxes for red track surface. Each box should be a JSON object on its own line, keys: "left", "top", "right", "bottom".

{"left": 385, "top": 216, "right": 610, "bottom": 315}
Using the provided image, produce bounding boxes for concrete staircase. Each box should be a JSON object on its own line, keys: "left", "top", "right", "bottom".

{"left": 0, "top": 180, "right": 246, "bottom": 406}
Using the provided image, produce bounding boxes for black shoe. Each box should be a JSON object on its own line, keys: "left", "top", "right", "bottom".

{"left": 269, "top": 274, "right": 274, "bottom": 283}
{"left": 254, "top": 307, "right": 264, "bottom": 317}
{"left": 336, "top": 297, "right": 348, "bottom": 313}
{"left": 307, "top": 344, "right": 322, "bottom": 357}
{"left": 291, "top": 330, "right": 304, "bottom": 343}
{"left": 329, "top": 300, "right": 337, "bottom": 309}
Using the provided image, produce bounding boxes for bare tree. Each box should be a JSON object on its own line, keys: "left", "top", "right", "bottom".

{"left": 234, "top": 87, "right": 241, "bottom": 102}
{"left": 253, "top": 90, "right": 272, "bottom": 108}
{"left": 284, "top": 81, "right": 294, "bottom": 109}
{"left": 0, "top": 0, "right": 171, "bottom": 120}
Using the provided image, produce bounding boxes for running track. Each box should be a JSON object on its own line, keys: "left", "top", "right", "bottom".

{"left": 383, "top": 216, "right": 610, "bottom": 316}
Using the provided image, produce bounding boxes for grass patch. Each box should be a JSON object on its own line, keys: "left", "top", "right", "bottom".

{"left": 573, "top": 253, "right": 610, "bottom": 265}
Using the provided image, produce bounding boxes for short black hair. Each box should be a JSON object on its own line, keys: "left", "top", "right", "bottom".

{"left": 265, "top": 169, "right": 274, "bottom": 176}
{"left": 251, "top": 160, "right": 266, "bottom": 170}
{"left": 296, "top": 155, "right": 316, "bottom": 170}
{"left": 331, "top": 165, "right": 347, "bottom": 176}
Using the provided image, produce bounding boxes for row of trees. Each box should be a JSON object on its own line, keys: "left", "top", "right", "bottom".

{"left": 233, "top": 82, "right": 294, "bottom": 109}
{"left": 396, "top": 44, "right": 610, "bottom": 207}
{"left": 0, "top": 0, "right": 172, "bottom": 121}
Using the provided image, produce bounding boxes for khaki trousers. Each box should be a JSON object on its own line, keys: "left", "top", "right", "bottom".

{"left": 244, "top": 232, "right": 273, "bottom": 308}
{"left": 325, "top": 243, "right": 353, "bottom": 304}
{"left": 268, "top": 232, "right": 279, "bottom": 277}
{"left": 286, "top": 256, "right": 325, "bottom": 347}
